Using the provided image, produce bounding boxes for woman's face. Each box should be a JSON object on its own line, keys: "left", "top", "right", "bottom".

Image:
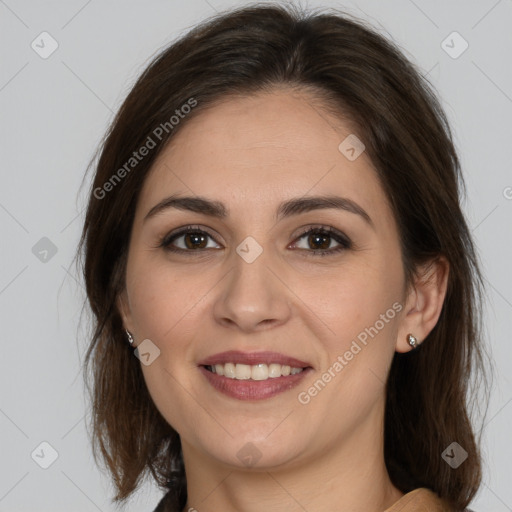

{"left": 120, "top": 87, "right": 412, "bottom": 471}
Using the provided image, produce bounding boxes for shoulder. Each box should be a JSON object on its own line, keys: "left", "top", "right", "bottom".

{"left": 384, "top": 487, "right": 477, "bottom": 512}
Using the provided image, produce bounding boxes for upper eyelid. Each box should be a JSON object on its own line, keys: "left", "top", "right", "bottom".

{"left": 163, "top": 225, "right": 220, "bottom": 243}
{"left": 162, "top": 224, "right": 350, "bottom": 248}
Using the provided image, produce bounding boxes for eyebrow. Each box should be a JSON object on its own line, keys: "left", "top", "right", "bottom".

{"left": 144, "top": 194, "right": 374, "bottom": 228}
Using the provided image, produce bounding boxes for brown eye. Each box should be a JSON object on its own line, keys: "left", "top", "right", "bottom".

{"left": 307, "top": 232, "right": 331, "bottom": 250}
{"left": 160, "top": 226, "right": 221, "bottom": 253}
{"left": 183, "top": 232, "right": 208, "bottom": 249}
{"left": 291, "top": 226, "right": 351, "bottom": 256}
{"left": 159, "top": 225, "right": 351, "bottom": 257}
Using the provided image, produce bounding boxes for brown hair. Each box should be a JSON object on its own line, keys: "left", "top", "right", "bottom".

{"left": 78, "top": 3, "right": 492, "bottom": 511}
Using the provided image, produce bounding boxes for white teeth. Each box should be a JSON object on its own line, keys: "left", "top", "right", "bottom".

{"left": 209, "top": 362, "right": 304, "bottom": 380}
{"left": 268, "top": 363, "right": 282, "bottom": 378}
{"left": 235, "top": 364, "right": 252, "bottom": 380}
{"left": 251, "top": 364, "right": 268, "bottom": 381}
{"left": 224, "top": 363, "right": 236, "bottom": 378}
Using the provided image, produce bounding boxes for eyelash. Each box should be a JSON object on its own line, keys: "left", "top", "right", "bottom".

{"left": 158, "top": 224, "right": 352, "bottom": 257}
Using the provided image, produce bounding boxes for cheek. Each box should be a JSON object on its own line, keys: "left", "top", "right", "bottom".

{"left": 303, "top": 257, "right": 403, "bottom": 405}
{"left": 303, "top": 259, "right": 403, "bottom": 345}
{"left": 127, "top": 260, "right": 211, "bottom": 433}
{"left": 126, "top": 255, "right": 206, "bottom": 342}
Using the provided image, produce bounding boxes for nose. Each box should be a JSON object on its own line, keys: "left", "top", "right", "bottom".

{"left": 212, "top": 245, "right": 292, "bottom": 333}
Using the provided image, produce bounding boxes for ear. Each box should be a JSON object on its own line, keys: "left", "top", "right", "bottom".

{"left": 395, "top": 256, "right": 449, "bottom": 353}
{"left": 117, "top": 288, "right": 134, "bottom": 334}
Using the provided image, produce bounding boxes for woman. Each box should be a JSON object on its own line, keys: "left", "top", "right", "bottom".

{"left": 79, "top": 4, "right": 490, "bottom": 511}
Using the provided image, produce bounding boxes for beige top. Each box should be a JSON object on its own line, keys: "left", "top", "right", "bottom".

{"left": 384, "top": 487, "right": 462, "bottom": 512}
{"left": 154, "top": 486, "right": 472, "bottom": 512}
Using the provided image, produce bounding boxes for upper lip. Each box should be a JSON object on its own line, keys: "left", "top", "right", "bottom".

{"left": 198, "top": 350, "right": 312, "bottom": 368}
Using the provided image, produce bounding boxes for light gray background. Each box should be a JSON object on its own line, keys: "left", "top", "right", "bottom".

{"left": 1, "top": 1, "right": 511, "bottom": 511}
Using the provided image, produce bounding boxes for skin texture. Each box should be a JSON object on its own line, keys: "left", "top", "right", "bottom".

{"left": 118, "top": 87, "right": 449, "bottom": 512}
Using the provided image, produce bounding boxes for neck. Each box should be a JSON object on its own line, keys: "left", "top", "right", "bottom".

{"left": 180, "top": 399, "right": 404, "bottom": 512}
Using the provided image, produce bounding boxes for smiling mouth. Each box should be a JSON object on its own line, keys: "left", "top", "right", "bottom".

{"left": 203, "top": 362, "right": 307, "bottom": 381}
{"left": 199, "top": 363, "right": 312, "bottom": 401}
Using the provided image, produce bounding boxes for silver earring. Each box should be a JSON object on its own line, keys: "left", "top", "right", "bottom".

{"left": 407, "top": 333, "right": 419, "bottom": 349}
{"left": 126, "top": 330, "right": 134, "bottom": 344}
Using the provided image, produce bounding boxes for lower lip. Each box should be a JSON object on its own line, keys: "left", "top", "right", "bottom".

{"left": 199, "top": 366, "right": 312, "bottom": 401}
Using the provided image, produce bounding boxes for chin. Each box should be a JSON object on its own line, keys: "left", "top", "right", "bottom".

{"left": 192, "top": 430, "right": 308, "bottom": 471}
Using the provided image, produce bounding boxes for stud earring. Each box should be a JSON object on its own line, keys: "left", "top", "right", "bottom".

{"left": 126, "top": 330, "right": 134, "bottom": 344}
{"left": 407, "top": 333, "right": 419, "bottom": 349}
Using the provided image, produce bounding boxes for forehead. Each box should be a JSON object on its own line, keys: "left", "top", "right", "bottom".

{"left": 137, "top": 88, "right": 390, "bottom": 223}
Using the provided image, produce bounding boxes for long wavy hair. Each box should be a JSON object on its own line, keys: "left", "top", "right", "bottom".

{"left": 78, "top": 3, "right": 492, "bottom": 511}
